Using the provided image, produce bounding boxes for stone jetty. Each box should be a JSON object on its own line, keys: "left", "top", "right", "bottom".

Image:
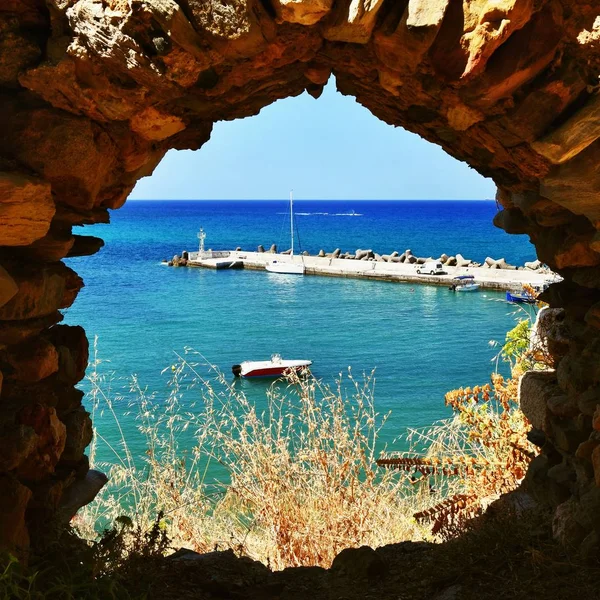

{"left": 166, "top": 247, "right": 557, "bottom": 291}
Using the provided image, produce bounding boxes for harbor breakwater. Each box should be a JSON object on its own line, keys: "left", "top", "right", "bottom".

{"left": 165, "top": 247, "right": 558, "bottom": 292}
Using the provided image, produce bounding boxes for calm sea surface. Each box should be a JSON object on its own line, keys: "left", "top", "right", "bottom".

{"left": 63, "top": 200, "right": 538, "bottom": 471}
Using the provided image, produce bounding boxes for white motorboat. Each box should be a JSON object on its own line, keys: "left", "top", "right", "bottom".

{"left": 265, "top": 191, "right": 305, "bottom": 275}
{"left": 451, "top": 275, "right": 480, "bottom": 292}
{"left": 232, "top": 354, "right": 312, "bottom": 378}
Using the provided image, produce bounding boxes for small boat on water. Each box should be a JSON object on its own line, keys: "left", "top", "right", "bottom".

{"left": 451, "top": 275, "right": 479, "bottom": 292}
{"left": 265, "top": 191, "right": 305, "bottom": 275}
{"left": 232, "top": 354, "right": 312, "bottom": 378}
{"left": 506, "top": 290, "right": 536, "bottom": 303}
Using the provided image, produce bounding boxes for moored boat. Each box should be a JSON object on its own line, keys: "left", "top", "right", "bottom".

{"left": 232, "top": 354, "right": 312, "bottom": 378}
{"left": 506, "top": 290, "right": 536, "bottom": 303}
{"left": 265, "top": 191, "right": 305, "bottom": 275}
{"left": 450, "top": 275, "right": 479, "bottom": 292}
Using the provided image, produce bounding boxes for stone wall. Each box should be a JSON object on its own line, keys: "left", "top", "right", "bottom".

{"left": 1, "top": 0, "right": 600, "bottom": 558}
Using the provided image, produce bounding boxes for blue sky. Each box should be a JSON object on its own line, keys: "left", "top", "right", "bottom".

{"left": 131, "top": 80, "right": 495, "bottom": 201}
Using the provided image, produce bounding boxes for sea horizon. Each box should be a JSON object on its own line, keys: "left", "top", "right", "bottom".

{"left": 127, "top": 197, "right": 497, "bottom": 202}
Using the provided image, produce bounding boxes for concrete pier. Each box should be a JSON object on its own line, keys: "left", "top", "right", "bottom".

{"left": 182, "top": 251, "right": 559, "bottom": 292}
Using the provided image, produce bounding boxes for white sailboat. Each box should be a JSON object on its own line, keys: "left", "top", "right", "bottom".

{"left": 265, "top": 191, "right": 305, "bottom": 275}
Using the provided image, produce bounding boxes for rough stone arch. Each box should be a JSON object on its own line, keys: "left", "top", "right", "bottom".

{"left": 2, "top": 0, "right": 600, "bottom": 558}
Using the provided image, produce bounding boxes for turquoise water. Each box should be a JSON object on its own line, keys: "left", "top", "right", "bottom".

{"left": 63, "top": 200, "right": 538, "bottom": 467}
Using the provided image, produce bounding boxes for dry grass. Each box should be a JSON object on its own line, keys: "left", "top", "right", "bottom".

{"left": 378, "top": 314, "right": 550, "bottom": 539}
{"left": 78, "top": 312, "right": 548, "bottom": 569}
{"left": 77, "top": 346, "right": 432, "bottom": 570}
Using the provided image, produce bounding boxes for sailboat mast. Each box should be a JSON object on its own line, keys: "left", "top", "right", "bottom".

{"left": 290, "top": 190, "right": 294, "bottom": 257}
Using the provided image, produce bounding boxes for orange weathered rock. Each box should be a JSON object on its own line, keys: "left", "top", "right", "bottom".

{"left": 0, "top": 172, "right": 54, "bottom": 246}
{"left": 2, "top": 337, "right": 59, "bottom": 383}
{"left": 0, "top": 476, "right": 31, "bottom": 559}
{"left": 273, "top": 0, "right": 333, "bottom": 25}
{"left": 323, "top": 0, "right": 385, "bottom": 44}
{"left": 130, "top": 107, "right": 186, "bottom": 141}
{"left": 592, "top": 446, "right": 600, "bottom": 487}
{"left": 0, "top": 264, "right": 82, "bottom": 321}
{"left": 0, "top": 265, "right": 18, "bottom": 309}
{"left": 16, "top": 404, "right": 66, "bottom": 481}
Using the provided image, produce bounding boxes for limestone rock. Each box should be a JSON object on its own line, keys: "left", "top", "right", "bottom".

{"left": 553, "top": 498, "right": 588, "bottom": 549}
{"left": 273, "top": 0, "right": 333, "bottom": 25}
{"left": 330, "top": 545, "right": 387, "bottom": 582}
{"left": 23, "top": 231, "right": 76, "bottom": 263}
{"left": 0, "top": 172, "right": 55, "bottom": 246}
{"left": 130, "top": 107, "right": 186, "bottom": 141}
{"left": 0, "top": 425, "right": 38, "bottom": 473}
{"left": 0, "top": 264, "right": 82, "bottom": 321}
{"left": 323, "top": 0, "right": 385, "bottom": 44}
{"left": 577, "top": 387, "right": 600, "bottom": 417}
{"left": 0, "top": 265, "right": 18, "bottom": 309}
{"left": 518, "top": 371, "right": 561, "bottom": 431}
{"left": 2, "top": 106, "right": 121, "bottom": 211}
{"left": 57, "top": 469, "right": 108, "bottom": 525}
{"left": 460, "top": 0, "right": 536, "bottom": 80}
{"left": 168, "top": 548, "right": 270, "bottom": 592}
{"left": 531, "top": 307, "right": 570, "bottom": 359}
{"left": 2, "top": 338, "right": 59, "bottom": 383}
{"left": 0, "top": 312, "right": 64, "bottom": 348}
{"left": 0, "top": 475, "right": 31, "bottom": 559}
{"left": 374, "top": 0, "right": 449, "bottom": 73}
{"left": 592, "top": 446, "right": 600, "bottom": 487}
{"left": 68, "top": 235, "right": 105, "bottom": 258}
{"left": 48, "top": 325, "right": 89, "bottom": 385}
{"left": 60, "top": 406, "right": 93, "bottom": 464}
{"left": 533, "top": 94, "right": 600, "bottom": 165}
{"left": 16, "top": 405, "right": 66, "bottom": 481}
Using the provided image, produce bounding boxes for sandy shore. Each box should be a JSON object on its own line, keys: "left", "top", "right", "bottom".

{"left": 186, "top": 251, "right": 558, "bottom": 292}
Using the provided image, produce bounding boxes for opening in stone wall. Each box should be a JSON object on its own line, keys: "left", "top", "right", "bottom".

{"left": 60, "top": 79, "right": 550, "bottom": 562}
{"left": 3, "top": 0, "right": 600, "bottom": 595}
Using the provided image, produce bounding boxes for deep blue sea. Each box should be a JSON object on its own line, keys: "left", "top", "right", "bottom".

{"left": 63, "top": 200, "right": 538, "bottom": 469}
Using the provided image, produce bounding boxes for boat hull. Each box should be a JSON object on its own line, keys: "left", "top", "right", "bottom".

{"left": 232, "top": 359, "right": 312, "bottom": 378}
{"left": 456, "top": 284, "right": 479, "bottom": 292}
{"left": 265, "top": 260, "right": 304, "bottom": 275}
{"left": 506, "top": 292, "right": 535, "bottom": 303}
{"left": 242, "top": 365, "right": 309, "bottom": 378}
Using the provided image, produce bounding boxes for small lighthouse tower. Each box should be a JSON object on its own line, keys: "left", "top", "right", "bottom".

{"left": 197, "top": 227, "right": 207, "bottom": 259}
